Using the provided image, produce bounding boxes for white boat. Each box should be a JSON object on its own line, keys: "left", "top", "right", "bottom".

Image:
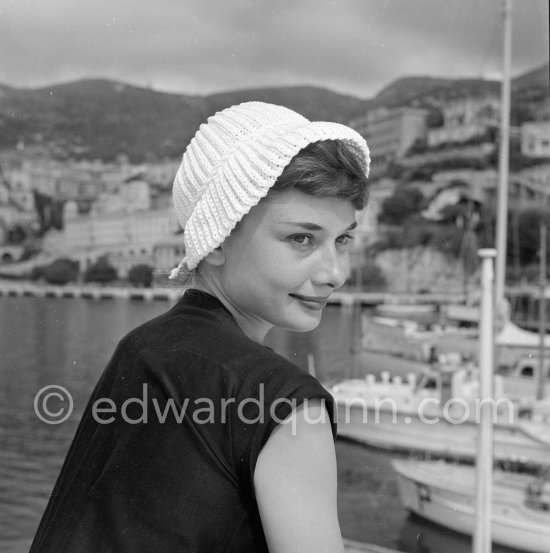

{"left": 362, "top": 314, "right": 483, "bottom": 366}
{"left": 329, "top": 368, "right": 550, "bottom": 466}
{"left": 392, "top": 459, "right": 550, "bottom": 553}
{"left": 374, "top": 303, "right": 437, "bottom": 317}
{"left": 364, "top": 313, "right": 550, "bottom": 367}
{"left": 362, "top": 316, "right": 442, "bottom": 362}
{"left": 498, "top": 353, "right": 550, "bottom": 401}
{"left": 443, "top": 302, "right": 480, "bottom": 325}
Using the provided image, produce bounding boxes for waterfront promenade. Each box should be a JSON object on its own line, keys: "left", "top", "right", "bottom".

{"left": 0, "top": 279, "right": 463, "bottom": 307}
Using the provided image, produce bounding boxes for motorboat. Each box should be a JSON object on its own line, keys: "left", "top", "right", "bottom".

{"left": 374, "top": 303, "right": 437, "bottom": 318}
{"left": 392, "top": 459, "right": 550, "bottom": 553}
{"left": 329, "top": 366, "right": 550, "bottom": 466}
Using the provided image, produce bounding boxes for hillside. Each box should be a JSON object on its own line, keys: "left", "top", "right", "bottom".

{"left": 0, "top": 80, "right": 371, "bottom": 162}
{"left": 374, "top": 76, "right": 501, "bottom": 107}
{"left": 0, "top": 79, "right": 209, "bottom": 161}
{"left": 205, "top": 86, "right": 371, "bottom": 124}
{"left": 512, "top": 63, "right": 550, "bottom": 91}
{"left": 374, "top": 61, "right": 549, "bottom": 108}
{"left": 0, "top": 62, "right": 547, "bottom": 162}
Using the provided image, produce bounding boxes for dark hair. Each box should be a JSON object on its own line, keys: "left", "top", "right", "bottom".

{"left": 270, "top": 140, "right": 369, "bottom": 210}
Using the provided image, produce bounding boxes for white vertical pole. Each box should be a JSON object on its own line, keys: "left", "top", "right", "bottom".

{"left": 538, "top": 222, "right": 547, "bottom": 400}
{"left": 495, "top": 0, "right": 513, "bottom": 308}
{"left": 473, "top": 248, "right": 496, "bottom": 553}
{"left": 352, "top": 233, "right": 364, "bottom": 378}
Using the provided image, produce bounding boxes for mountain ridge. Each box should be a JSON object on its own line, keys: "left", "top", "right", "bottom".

{"left": 0, "top": 62, "right": 547, "bottom": 162}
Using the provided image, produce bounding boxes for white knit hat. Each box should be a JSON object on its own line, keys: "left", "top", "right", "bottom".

{"left": 170, "top": 101, "right": 370, "bottom": 278}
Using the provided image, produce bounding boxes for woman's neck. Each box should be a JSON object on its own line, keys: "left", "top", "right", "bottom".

{"left": 195, "top": 271, "right": 273, "bottom": 344}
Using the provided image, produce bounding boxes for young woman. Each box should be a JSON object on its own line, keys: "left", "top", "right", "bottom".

{"left": 30, "top": 101, "right": 370, "bottom": 553}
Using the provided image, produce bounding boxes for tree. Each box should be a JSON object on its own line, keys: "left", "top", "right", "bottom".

{"left": 360, "top": 259, "right": 387, "bottom": 291}
{"left": 512, "top": 208, "right": 550, "bottom": 266}
{"left": 430, "top": 224, "right": 464, "bottom": 258}
{"left": 84, "top": 256, "right": 118, "bottom": 284}
{"left": 426, "top": 107, "right": 443, "bottom": 128}
{"left": 405, "top": 138, "right": 428, "bottom": 156}
{"left": 128, "top": 264, "right": 154, "bottom": 288}
{"left": 347, "top": 257, "right": 386, "bottom": 290}
{"left": 7, "top": 225, "right": 27, "bottom": 244}
{"left": 42, "top": 258, "right": 79, "bottom": 285}
{"left": 378, "top": 187, "right": 425, "bottom": 225}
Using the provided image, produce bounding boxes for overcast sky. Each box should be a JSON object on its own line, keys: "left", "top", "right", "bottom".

{"left": 1, "top": 0, "right": 548, "bottom": 99}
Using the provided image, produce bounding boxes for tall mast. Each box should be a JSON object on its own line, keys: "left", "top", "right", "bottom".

{"left": 473, "top": 249, "right": 497, "bottom": 553}
{"left": 538, "top": 222, "right": 547, "bottom": 400}
{"left": 494, "top": 0, "right": 513, "bottom": 308}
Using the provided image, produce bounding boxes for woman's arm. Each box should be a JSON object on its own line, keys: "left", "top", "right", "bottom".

{"left": 254, "top": 400, "right": 344, "bottom": 553}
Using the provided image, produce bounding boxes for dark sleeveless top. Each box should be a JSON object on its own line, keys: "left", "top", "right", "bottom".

{"left": 30, "top": 289, "right": 336, "bottom": 553}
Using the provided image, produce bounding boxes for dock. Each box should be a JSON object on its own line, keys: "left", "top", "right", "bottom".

{"left": 0, "top": 281, "right": 183, "bottom": 302}
{"left": 0, "top": 280, "right": 464, "bottom": 306}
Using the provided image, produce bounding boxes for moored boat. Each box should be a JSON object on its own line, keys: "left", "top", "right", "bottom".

{"left": 391, "top": 459, "right": 550, "bottom": 553}
{"left": 374, "top": 303, "right": 437, "bottom": 318}
{"left": 329, "top": 368, "right": 550, "bottom": 466}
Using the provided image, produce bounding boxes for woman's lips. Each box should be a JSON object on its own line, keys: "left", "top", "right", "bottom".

{"left": 289, "top": 293, "right": 330, "bottom": 310}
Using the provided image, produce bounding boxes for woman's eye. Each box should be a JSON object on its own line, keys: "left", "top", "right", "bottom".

{"left": 337, "top": 234, "right": 354, "bottom": 246}
{"left": 290, "top": 234, "right": 313, "bottom": 246}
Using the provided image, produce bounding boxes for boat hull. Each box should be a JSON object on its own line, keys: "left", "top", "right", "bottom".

{"left": 335, "top": 401, "right": 550, "bottom": 466}
{"left": 392, "top": 460, "right": 550, "bottom": 553}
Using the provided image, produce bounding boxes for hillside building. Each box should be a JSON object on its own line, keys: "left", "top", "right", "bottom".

{"left": 153, "top": 236, "right": 186, "bottom": 275}
{"left": 91, "top": 179, "right": 151, "bottom": 215}
{"left": 1, "top": 163, "right": 35, "bottom": 212}
{"left": 521, "top": 121, "right": 550, "bottom": 158}
{"left": 43, "top": 205, "right": 178, "bottom": 256}
{"left": 142, "top": 161, "right": 181, "bottom": 188}
{"left": 0, "top": 203, "right": 37, "bottom": 237}
{"left": 429, "top": 167, "right": 550, "bottom": 210}
{"left": 355, "top": 178, "right": 396, "bottom": 243}
{"left": 349, "top": 107, "right": 428, "bottom": 177}
{"left": 427, "top": 96, "right": 499, "bottom": 148}
{"left": 518, "top": 163, "right": 550, "bottom": 190}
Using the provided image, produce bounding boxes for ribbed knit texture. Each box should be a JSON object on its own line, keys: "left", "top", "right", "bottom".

{"left": 171, "top": 101, "right": 370, "bottom": 274}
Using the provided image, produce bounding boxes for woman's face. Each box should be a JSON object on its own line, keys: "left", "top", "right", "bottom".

{"left": 217, "top": 188, "right": 357, "bottom": 334}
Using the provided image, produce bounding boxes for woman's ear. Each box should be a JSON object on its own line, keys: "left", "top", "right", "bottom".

{"left": 203, "top": 246, "right": 225, "bottom": 267}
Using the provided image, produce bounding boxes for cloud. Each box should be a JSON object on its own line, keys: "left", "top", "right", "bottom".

{"left": 1, "top": 0, "right": 548, "bottom": 97}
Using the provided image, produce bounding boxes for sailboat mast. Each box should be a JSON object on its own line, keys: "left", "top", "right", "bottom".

{"left": 494, "top": 0, "right": 513, "bottom": 307}
{"left": 473, "top": 249, "right": 497, "bottom": 553}
{"left": 538, "top": 222, "right": 547, "bottom": 400}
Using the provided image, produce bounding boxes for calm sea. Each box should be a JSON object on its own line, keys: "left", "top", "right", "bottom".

{"left": 0, "top": 295, "right": 523, "bottom": 553}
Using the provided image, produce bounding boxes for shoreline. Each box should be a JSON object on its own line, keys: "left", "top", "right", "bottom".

{"left": 0, "top": 280, "right": 464, "bottom": 306}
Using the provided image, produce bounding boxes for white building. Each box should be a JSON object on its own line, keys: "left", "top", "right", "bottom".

{"left": 23, "top": 158, "right": 59, "bottom": 197}
{"left": 349, "top": 107, "right": 428, "bottom": 170}
{"left": 153, "top": 236, "right": 186, "bottom": 275}
{"left": 92, "top": 180, "right": 151, "bottom": 215}
{"left": 428, "top": 96, "right": 499, "bottom": 148}
{"left": 43, "top": 207, "right": 179, "bottom": 254}
{"left": 518, "top": 163, "right": 550, "bottom": 189}
{"left": 521, "top": 122, "right": 550, "bottom": 158}
{"left": 356, "top": 178, "right": 396, "bottom": 243}
{"left": 431, "top": 169, "right": 498, "bottom": 194}
{"left": 0, "top": 204, "right": 37, "bottom": 232}
{"left": 99, "top": 163, "right": 141, "bottom": 194}
{"left": 143, "top": 161, "right": 181, "bottom": 188}
{"left": 2, "top": 164, "right": 35, "bottom": 212}
{"left": 121, "top": 180, "right": 150, "bottom": 211}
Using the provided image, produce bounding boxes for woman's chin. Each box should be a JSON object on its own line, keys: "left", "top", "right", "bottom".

{"left": 281, "top": 312, "right": 323, "bottom": 333}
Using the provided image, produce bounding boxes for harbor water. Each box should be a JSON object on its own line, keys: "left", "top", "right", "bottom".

{"left": 0, "top": 295, "right": 525, "bottom": 553}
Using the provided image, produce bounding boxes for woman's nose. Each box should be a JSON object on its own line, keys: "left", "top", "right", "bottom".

{"left": 312, "top": 246, "right": 349, "bottom": 289}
